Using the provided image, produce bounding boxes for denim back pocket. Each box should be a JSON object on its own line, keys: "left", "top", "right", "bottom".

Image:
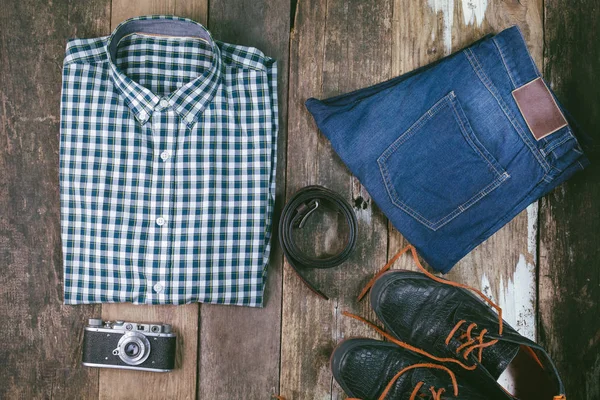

{"left": 377, "top": 92, "right": 510, "bottom": 231}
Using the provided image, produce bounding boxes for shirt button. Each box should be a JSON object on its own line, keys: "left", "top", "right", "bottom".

{"left": 160, "top": 151, "right": 171, "bottom": 161}
{"left": 153, "top": 283, "right": 163, "bottom": 293}
{"left": 159, "top": 98, "right": 169, "bottom": 108}
{"left": 156, "top": 217, "right": 166, "bottom": 226}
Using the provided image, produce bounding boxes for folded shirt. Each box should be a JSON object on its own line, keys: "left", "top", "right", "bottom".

{"left": 60, "top": 15, "right": 278, "bottom": 307}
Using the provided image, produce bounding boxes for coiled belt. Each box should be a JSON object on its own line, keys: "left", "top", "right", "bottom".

{"left": 278, "top": 186, "right": 358, "bottom": 299}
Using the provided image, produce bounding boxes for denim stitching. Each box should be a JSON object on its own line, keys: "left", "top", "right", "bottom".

{"left": 540, "top": 165, "right": 563, "bottom": 183}
{"left": 377, "top": 158, "right": 436, "bottom": 228}
{"left": 464, "top": 48, "right": 550, "bottom": 172}
{"left": 377, "top": 92, "right": 510, "bottom": 231}
{"left": 515, "top": 25, "right": 543, "bottom": 78}
{"left": 448, "top": 95, "right": 505, "bottom": 177}
{"left": 466, "top": 47, "right": 543, "bottom": 161}
{"left": 454, "top": 173, "right": 509, "bottom": 214}
{"left": 548, "top": 165, "right": 564, "bottom": 179}
{"left": 492, "top": 37, "right": 517, "bottom": 89}
{"left": 543, "top": 132, "right": 574, "bottom": 155}
{"left": 465, "top": 47, "right": 546, "bottom": 168}
{"left": 431, "top": 175, "right": 508, "bottom": 229}
{"left": 379, "top": 94, "right": 452, "bottom": 160}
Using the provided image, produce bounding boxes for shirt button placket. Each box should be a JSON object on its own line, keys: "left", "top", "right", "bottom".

{"left": 148, "top": 100, "right": 176, "bottom": 302}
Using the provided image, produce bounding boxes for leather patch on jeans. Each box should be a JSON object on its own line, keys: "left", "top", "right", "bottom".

{"left": 512, "top": 77, "right": 568, "bottom": 141}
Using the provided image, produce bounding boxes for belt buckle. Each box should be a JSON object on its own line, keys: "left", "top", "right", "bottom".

{"left": 295, "top": 200, "right": 320, "bottom": 228}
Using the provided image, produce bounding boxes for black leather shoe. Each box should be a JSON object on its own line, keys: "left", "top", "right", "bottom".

{"left": 331, "top": 338, "right": 512, "bottom": 400}
{"left": 370, "top": 269, "right": 566, "bottom": 399}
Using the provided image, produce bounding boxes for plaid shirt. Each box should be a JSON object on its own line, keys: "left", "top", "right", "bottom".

{"left": 60, "top": 16, "right": 278, "bottom": 307}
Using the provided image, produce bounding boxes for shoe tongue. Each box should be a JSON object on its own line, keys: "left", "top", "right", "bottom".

{"left": 451, "top": 303, "right": 521, "bottom": 379}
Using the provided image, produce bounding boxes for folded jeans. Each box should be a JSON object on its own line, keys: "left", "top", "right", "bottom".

{"left": 305, "top": 26, "right": 589, "bottom": 273}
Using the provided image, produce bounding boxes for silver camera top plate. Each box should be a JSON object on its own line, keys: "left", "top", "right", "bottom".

{"left": 85, "top": 318, "right": 175, "bottom": 338}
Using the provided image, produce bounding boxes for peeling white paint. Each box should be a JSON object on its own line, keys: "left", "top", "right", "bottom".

{"left": 355, "top": 207, "right": 372, "bottom": 225}
{"left": 481, "top": 255, "right": 536, "bottom": 337}
{"left": 498, "top": 254, "right": 536, "bottom": 340}
{"left": 427, "top": 0, "right": 489, "bottom": 54}
{"left": 461, "top": 0, "right": 488, "bottom": 27}
{"left": 480, "top": 271, "right": 493, "bottom": 299}
{"left": 526, "top": 202, "right": 538, "bottom": 256}
{"left": 490, "top": 254, "right": 537, "bottom": 391}
{"left": 427, "top": 0, "right": 455, "bottom": 55}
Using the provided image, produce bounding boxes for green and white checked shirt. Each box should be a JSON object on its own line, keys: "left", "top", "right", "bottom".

{"left": 60, "top": 16, "right": 278, "bottom": 307}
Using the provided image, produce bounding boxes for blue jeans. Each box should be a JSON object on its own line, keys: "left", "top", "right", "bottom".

{"left": 305, "top": 26, "right": 589, "bottom": 273}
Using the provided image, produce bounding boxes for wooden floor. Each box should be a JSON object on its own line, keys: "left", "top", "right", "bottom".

{"left": 1, "top": 0, "right": 598, "bottom": 399}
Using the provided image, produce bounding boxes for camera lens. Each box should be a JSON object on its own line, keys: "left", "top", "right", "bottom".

{"left": 117, "top": 332, "right": 151, "bottom": 365}
{"left": 124, "top": 342, "right": 140, "bottom": 357}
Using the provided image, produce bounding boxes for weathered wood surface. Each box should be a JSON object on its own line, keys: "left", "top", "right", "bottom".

{"left": 0, "top": 0, "right": 110, "bottom": 399}
{"left": 539, "top": 0, "right": 600, "bottom": 398}
{"left": 110, "top": 0, "right": 208, "bottom": 28}
{"left": 197, "top": 1, "right": 290, "bottom": 399}
{"left": 281, "top": 1, "right": 393, "bottom": 399}
{"left": 0, "top": 0, "right": 599, "bottom": 399}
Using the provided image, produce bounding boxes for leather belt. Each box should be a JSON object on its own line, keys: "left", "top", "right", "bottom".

{"left": 278, "top": 186, "right": 358, "bottom": 300}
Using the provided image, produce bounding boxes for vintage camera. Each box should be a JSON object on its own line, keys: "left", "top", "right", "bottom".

{"left": 82, "top": 318, "right": 176, "bottom": 372}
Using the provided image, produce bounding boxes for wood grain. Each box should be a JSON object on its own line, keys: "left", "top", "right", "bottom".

{"left": 387, "top": 0, "right": 543, "bottom": 356}
{"left": 0, "top": 0, "right": 110, "bottom": 399}
{"left": 196, "top": 1, "right": 290, "bottom": 399}
{"left": 280, "top": 0, "right": 393, "bottom": 399}
{"left": 111, "top": 0, "right": 208, "bottom": 27}
{"left": 539, "top": 0, "right": 600, "bottom": 398}
{"left": 99, "top": 2, "right": 207, "bottom": 399}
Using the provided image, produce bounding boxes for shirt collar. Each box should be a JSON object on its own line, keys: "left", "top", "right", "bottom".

{"left": 106, "top": 16, "right": 222, "bottom": 126}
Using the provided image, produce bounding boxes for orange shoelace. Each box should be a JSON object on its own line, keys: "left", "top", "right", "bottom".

{"left": 445, "top": 320, "right": 498, "bottom": 362}
{"left": 358, "top": 244, "right": 504, "bottom": 365}
{"left": 347, "top": 363, "right": 458, "bottom": 400}
{"left": 274, "top": 362, "right": 457, "bottom": 400}
{"left": 343, "top": 311, "right": 476, "bottom": 371}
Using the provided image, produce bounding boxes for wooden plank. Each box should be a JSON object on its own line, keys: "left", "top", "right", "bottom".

{"left": 539, "top": 1, "right": 600, "bottom": 398}
{"left": 99, "top": 3, "right": 207, "bottom": 399}
{"left": 387, "top": 0, "right": 543, "bottom": 361}
{"left": 196, "top": 1, "right": 290, "bottom": 399}
{"left": 111, "top": 1, "right": 208, "bottom": 27}
{"left": 0, "top": 0, "right": 110, "bottom": 399}
{"left": 280, "top": 1, "right": 393, "bottom": 399}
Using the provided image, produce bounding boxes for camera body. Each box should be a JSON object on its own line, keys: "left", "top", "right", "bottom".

{"left": 82, "top": 318, "right": 176, "bottom": 372}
